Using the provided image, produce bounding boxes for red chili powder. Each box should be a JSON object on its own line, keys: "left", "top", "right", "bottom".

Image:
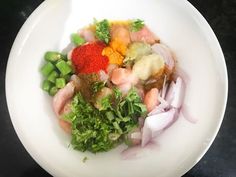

{"left": 71, "top": 42, "right": 109, "bottom": 74}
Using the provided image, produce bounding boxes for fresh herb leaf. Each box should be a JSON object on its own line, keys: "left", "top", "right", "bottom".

{"left": 82, "top": 156, "right": 88, "bottom": 163}
{"left": 131, "top": 19, "right": 145, "bottom": 32}
{"left": 66, "top": 93, "right": 119, "bottom": 153}
{"left": 95, "top": 19, "right": 111, "bottom": 44}
{"left": 92, "top": 81, "right": 105, "bottom": 94}
{"left": 64, "top": 87, "right": 147, "bottom": 153}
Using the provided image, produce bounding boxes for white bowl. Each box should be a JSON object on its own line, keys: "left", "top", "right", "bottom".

{"left": 6, "top": 0, "right": 228, "bottom": 177}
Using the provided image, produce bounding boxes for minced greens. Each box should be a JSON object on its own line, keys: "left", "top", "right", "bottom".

{"left": 63, "top": 88, "right": 147, "bottom": 153}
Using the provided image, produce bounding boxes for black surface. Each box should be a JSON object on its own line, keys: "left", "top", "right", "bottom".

{"left": 0, "top": 0, "right": 235, "bottom": 177}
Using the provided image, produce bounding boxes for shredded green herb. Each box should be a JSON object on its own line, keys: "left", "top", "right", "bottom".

{"left": 94, "top": 19, "right": 111, "bottom": 44}
{"left": 91, "top": 81, "right": 106, "bottom": 94}
{"left": 82, "top": 156, "right": 88, "bottom": 163}
{"left": 131, "top": 19, "right": 145, "bottom": 32}
{"left": 64, "top": 88, "right": 147, "bottom": 153}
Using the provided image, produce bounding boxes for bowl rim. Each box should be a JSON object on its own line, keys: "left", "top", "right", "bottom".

{"left": 5, "top": 0, "right": 228, "bottom": 176}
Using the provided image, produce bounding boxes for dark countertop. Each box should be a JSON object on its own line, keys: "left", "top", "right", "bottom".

{"left": 0, "top": 0, "right": 235, "bottom": 176}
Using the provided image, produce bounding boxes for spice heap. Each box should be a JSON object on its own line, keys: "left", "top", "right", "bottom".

{"left": 71, "top": 42, "right": 109, "bottom": 74}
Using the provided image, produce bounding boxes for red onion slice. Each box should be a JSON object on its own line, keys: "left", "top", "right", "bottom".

{"left": 170, "top": 77, "right": 185, "bottom": 108}
{"left": 165, "top": 81, "right": 176, "bottom": 104}
{"left": 141, "top": 108, "right": 177, "bottom": 147}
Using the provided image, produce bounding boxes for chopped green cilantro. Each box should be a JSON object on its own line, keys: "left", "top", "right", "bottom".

{"left": 131, "top": 19, "right": 145, "bottom": 32}
{"left": 94, "top": 19, "right": 111, "bottom": 44}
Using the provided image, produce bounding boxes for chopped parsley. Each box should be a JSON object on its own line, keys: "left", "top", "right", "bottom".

{"left": 82, "top": 156, "right": 88, "bottom": 163}
{"left": 64, "top": 88, "right": 147, "bottom": 153}
{"left": 94, "top": 19, "right": 111, "bottom": 44}
{"left": 131, "top": 19, "right": 145, "bottom": 32}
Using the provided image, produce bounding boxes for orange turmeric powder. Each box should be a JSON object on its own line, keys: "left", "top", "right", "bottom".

{"left": 102, "top": 47, "right": 124, "bottom": 65}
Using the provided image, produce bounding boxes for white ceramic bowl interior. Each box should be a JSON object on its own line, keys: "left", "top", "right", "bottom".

{"left": 6, "top": 0, "right": 228, "bottom": 177}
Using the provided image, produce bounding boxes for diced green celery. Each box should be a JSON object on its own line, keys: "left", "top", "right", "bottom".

{"left": 56, "top": 60, "right": 72, "bottom": 76}
{"left": 47, "top": 71, "right": 59, "bottom": 83}
{"left": 49, "top": 86, "right": 58, "bottom": 96}
{"left": 42, "top": 80, "right": 52, "bottom": 92}
{"left": 67, "top": 60, "right": 75, "bottom": 74}
{"left": 44, "top": 51, "right": 66, "bottom": 62}
{"left": 71, "top": 33, "right": 86, "bottom": 46}
{"left": 60, "top": 74, "right": 71, "bottom": 82}
{"left": 41, "top": 62, "right": 55, "bottom": 77}
{"left": 56, "top": 78, "right": 66, "bottom": 89}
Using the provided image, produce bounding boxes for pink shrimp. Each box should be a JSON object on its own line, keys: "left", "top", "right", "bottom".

{"left": 111, "top": 68, "right": 138, "bottom": 85}
{"left": 53, "top": 82, "right": 75, "bottom": 116}
{"left": 117, "top": 82, "right": 132, "bottom": 95}
{"left": 144, "top": 88, "right": 160, "bottom": 112}
{"left": 58, "top": 119, "right": 71, "bottom": 134}
{"left": 130, "top": 26, "right": 159, "bottom": 44}
{"left": 111, "top": 25, "right": 131, "bottom": 45}
{"left": 111, "top": 68, "right": 132, "bottom": 85}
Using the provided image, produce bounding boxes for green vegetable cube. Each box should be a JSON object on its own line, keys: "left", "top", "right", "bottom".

{"left": 44, "top": 51, "right": 66, "bottom": 62}
{"left": 62, "top": 74, "right": 71, "bottom": 82}
{"left": 42, "top": 80, "right": 52, "bottom": 92}
{"left": 71, "top": 33, "right": 86, "bottom": 46}
{"left": 47, "top": 71, "right": 59, "bottom": 83}
{"left": 56, "top": 78, "right": 66, "bottom": 89}
{"left": 49, "top": 86, "right": 58, "bottom": 96}
{"left": 41, "top": 62, "right": 55, "bottom": 77}
{"left": 56, "top": 60, "right": 72, "bottom": 76}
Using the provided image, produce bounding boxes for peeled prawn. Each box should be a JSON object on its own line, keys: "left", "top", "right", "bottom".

{"left": 111, "top": 68, "right": 137, "bottom": 85}
{"left": 53, "top": 82, "right": 75, "bottom": 117}
{"left": 111, "top": 25, "right": 131, "bottom": 45}
{"left": 58, "top": 119, "right": 71, "bottom": 134}
{"left": 144, "top": 88, "right": 159, "bottom": 112}
{"left": 130, "top": 26, "right": 159, "bottom": 44}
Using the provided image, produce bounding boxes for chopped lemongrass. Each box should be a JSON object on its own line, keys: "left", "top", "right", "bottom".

{"left": 56, "top": 78, "right": 66, "bottom": 89}
{"left": 42, "top": 80, "right": 53, "bottom": 92}
{"left": 56, "top": 60, "right": 72, "bottom": 76}
{"left": 44, "top": 51, "right": 66, "bottom": 62}
{"left": 49, "top": 86, "right": 58, "bottom": 96}
{"left": 47, "top": 70, "right": 59, "bottom": 83}
{"left": 41, "top": 62, "right": 55, "bottom": 77}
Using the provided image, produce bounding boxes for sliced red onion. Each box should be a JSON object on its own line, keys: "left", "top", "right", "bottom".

{"left": 161, "top": 75, "right": 167, "bottom": 98}
{"left": 148, "top": 102, "right": 168, "bottom": 116}
{"left": 181, "top": 104, "right": 198, "bottom": 124}
{"left": 164, "top": 77, "right": 185, "bottom": 109}
{"left": 151, "top": 43, "right": 175, "bottom": 70}
{"left": 141, "top": 108, "right": 177, "bottom": 147}
{"left": 170, "top": 77, "right": 185, "bottom": 109}
{"left": 121, "top": 141, "right": 157, "bottom": 160}
{"left": 165, "top": 81, "right": 176, "bottom": 104}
